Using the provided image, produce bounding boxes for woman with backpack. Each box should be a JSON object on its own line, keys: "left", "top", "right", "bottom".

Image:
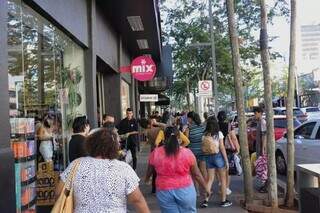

{"left": 200, "top": 118, "right": 232, "bottom": 208}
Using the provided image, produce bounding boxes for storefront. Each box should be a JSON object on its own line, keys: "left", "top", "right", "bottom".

{"left": 1, "top": 0, "right": 165, "bottom": 211}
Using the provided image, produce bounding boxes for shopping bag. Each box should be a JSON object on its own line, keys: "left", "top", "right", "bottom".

{"left": 228, "top": 153, "right": 237, "bottom": 175}
{"left": 234, "top": 154, "right": 242, "bottom": 175}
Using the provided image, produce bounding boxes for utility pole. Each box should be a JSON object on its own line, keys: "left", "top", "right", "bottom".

{"left": 208, "top": 0, "right": 219, "bottom": 116}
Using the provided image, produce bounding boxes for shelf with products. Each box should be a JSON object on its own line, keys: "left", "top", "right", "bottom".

{"left": 21, "top": 197, "right": 37, "bottom": 211}
{"left": 10, "top": 117, "right": 36, "bottom": 213}
{"left": 21, "top": 176, "right": 36, "bottom": 187}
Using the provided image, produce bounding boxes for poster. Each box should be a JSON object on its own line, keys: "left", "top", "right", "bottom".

{"left": 36, "top": 162, "right": 59, "bottom": 206}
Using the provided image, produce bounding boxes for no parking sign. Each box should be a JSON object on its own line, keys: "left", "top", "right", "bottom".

{"left": 198, "top": 80, "right": 213, "bottom": 97}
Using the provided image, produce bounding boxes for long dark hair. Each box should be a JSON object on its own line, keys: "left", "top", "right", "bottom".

{"left": 187, "top": 111, "right": 202, "bottom": 126}
{"left": 204, "top": 119, "right": 220, "bottom": 139}
{"left": 164, "top": 126, "right": 180, "bottom": 156}
{"left": 217, "top": 111, "right": 229, "bottom": 137}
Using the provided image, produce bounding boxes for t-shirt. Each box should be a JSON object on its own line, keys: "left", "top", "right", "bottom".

{"left": 68, "top": 134, "right": 87, "bottom": 163}
{"left": 149, "top": 147, "right": 196, "bottom": 191}
{"left": 61, "top": 157, "right": 140, "bottom": 213}
{"left": 188, "top": 123, "right": 206, "bottom": 157}
{"left": 256, "top": 118, "right": 267, "bottom": 157}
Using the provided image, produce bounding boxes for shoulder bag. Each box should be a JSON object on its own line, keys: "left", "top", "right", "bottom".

{"left": 51, "top": 159, "right": 80, "bottom": 213}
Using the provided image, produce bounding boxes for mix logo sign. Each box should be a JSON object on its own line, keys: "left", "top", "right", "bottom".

{"left": 131, "top": 56, "right": 157, "bottom": 81}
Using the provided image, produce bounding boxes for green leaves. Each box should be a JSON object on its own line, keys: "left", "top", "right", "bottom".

{"left": 161, "top": 0, "right": 288, "bottom": 109}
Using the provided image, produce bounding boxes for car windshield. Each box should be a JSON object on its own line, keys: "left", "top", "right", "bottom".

{"left": 274, "top": 118, "right": 301, "bottom": 128}
{"left": 306, "top": 107, "right": 320, "bottom": 112}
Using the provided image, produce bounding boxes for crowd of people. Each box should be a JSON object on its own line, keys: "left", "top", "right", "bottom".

{"left": 51, "top": 107, "right": 251, "bottom": 212}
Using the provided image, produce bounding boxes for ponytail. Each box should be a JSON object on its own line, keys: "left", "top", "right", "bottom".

{"left": 164, "top": 126, "right": 180, "bottom": 156}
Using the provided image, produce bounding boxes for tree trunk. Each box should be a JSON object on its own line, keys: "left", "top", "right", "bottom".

{"left": 186, "top": 78, "right": 191, "bottom": 110}
{"left": 259, "top": 0, "right": 278, "bottom": 208}
{"left": 226, "top": 0, "right": 254, "bottom": 204}
{"left": 286, "top": 0, "right": 297, "bottom": 208}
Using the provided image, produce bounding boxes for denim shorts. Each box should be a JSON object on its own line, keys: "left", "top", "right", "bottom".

{"left": 156, "top": 184, "right": 196, "bottom": 213}
{"left": 206, "top": 152, "right": 226, "bottom": 169}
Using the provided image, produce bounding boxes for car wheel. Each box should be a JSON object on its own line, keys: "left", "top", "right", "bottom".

{"left": 276, "top": 151, "right": 287, "bottom": 175}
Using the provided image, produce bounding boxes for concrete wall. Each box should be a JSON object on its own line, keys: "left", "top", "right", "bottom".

{"left": 27, "top": 0, "right": 89, "bottom": 46}
{"left": 0, "top": 0, "right": 16, "bottom": 211}
{"left": 103, "top": 73, "right": 122, "bottom": 123}
{"left": 95, "top": 5, "right": 119, "bottom": 71}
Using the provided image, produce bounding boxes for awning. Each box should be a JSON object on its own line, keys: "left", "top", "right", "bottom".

{"left": 155, "top": 93, "right": 170, "bottom": 106}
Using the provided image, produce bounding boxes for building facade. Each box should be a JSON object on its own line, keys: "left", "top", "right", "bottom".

{"left": 0, "top": 0, "right": 171, "bottom": 211}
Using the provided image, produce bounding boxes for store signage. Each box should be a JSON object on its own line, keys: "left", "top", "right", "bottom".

{"left": 140, "top": 94, "right": 159, "bottom": 102}
{"left": 198, "top": 80, "right": 212, "bottom": 97}
{"left": 36, "top": 162, "right": 59, "bottom": 206}
{"left": 120, "top": 56, "right": 157, "bottom": 81}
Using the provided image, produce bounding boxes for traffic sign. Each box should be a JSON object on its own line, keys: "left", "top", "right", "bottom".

{"left": 198, "top": 80, "right": 212, "bottom": 96}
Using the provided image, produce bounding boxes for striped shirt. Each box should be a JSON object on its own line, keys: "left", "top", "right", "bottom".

{"left": 188, "top": 123, "right": 205, "bottom": 157}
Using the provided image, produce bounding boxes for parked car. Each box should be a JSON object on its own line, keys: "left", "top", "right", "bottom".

{"left": 246, "top": 115, "right": 301, "bottom": 154}
{"left": 230, "top": 112, "right": 254, "bottom": 130}
{"left": 300, "top": 107, "right": 320, "bottom": 120}
{"left": 273, "top": 107, "right": 308, "bottom": 123}
{"left": 275, "top": 119, "right": 320, "bottom": 175}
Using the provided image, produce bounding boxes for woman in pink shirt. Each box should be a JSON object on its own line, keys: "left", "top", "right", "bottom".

{"left": 145, "top": 126, "right": 210, "bottom": 212}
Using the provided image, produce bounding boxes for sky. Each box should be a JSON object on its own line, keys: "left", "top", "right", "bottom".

{"left": 269, "top": 0, "right": 320, "bottom": 77}
{"left": 162, "top": 0, "right": 320, "bottom": 77}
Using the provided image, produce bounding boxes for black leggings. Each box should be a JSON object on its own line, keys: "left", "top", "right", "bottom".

{"left": 128, "top": 145, "right": 137, "bottom": 170}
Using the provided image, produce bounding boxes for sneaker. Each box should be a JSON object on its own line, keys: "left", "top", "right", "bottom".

{"left": 200, "top": 200, "right": 208, "bottom": 208}
{"left": 220, "top": 200, "right": 232, "bottom": 207}
{"left": 226, "top": 188, "right": 232, "bottom": 195}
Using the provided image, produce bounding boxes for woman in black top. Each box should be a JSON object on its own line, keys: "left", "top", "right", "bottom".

{"left": 68, "top": 116, "right": 90, "bottom": 163}
{"left": 217, "top": 111, "right": 233, "bottom": 196}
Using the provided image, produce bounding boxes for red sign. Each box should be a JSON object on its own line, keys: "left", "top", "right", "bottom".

{"left": 200, "top": 81, "right": 210, "bottom": 90}
{"left": 131, "top": 56, "right": 156, "bottom": 81}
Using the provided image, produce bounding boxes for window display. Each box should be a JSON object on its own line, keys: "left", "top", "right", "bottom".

{"left": 7, "top": 0, "right": 87, "bottom": 210}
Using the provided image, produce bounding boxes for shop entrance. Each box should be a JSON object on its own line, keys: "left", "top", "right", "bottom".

{"left": 96, "top": 72, "right": 106, "bottom": 127}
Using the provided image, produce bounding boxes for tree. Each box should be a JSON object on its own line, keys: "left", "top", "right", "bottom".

{"left": 226, "top": 0, "right": 253, "bottom": 204}
{"left": 260, "top": 0, "right": 278, "bottom": 207}
{"left": 161, "top": 0, "right": 289, "bottom": 111}
{"left": 286, "top": 0, "right": 297, "bottom": 208}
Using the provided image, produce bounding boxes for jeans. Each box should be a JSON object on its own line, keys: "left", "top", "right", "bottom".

{"left": 156, "top": 184, "right": 196, "bottom": 213}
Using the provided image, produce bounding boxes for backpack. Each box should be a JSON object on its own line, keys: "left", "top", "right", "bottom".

{"left": 201, "top": 135, "right": 219, "bottom": 154}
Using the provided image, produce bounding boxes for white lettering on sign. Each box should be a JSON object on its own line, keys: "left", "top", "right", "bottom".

{"left": 140, "top": 94, "right": 158, "bottom": 102}
{"left": 132, "top": 65, "right": 154, "bottom": 73}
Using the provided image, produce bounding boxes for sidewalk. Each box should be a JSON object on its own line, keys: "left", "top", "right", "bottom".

{"left": 129, "top": 142, "right": 248, "bottom": 213}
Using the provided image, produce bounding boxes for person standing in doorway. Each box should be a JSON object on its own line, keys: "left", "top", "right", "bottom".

{"left": 117, "top": 108, "right": 139, "bottom": 170}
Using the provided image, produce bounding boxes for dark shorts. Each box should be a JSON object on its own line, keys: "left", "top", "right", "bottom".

{"left": 206, "top": 152, "right": 226, "bottom": 169}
